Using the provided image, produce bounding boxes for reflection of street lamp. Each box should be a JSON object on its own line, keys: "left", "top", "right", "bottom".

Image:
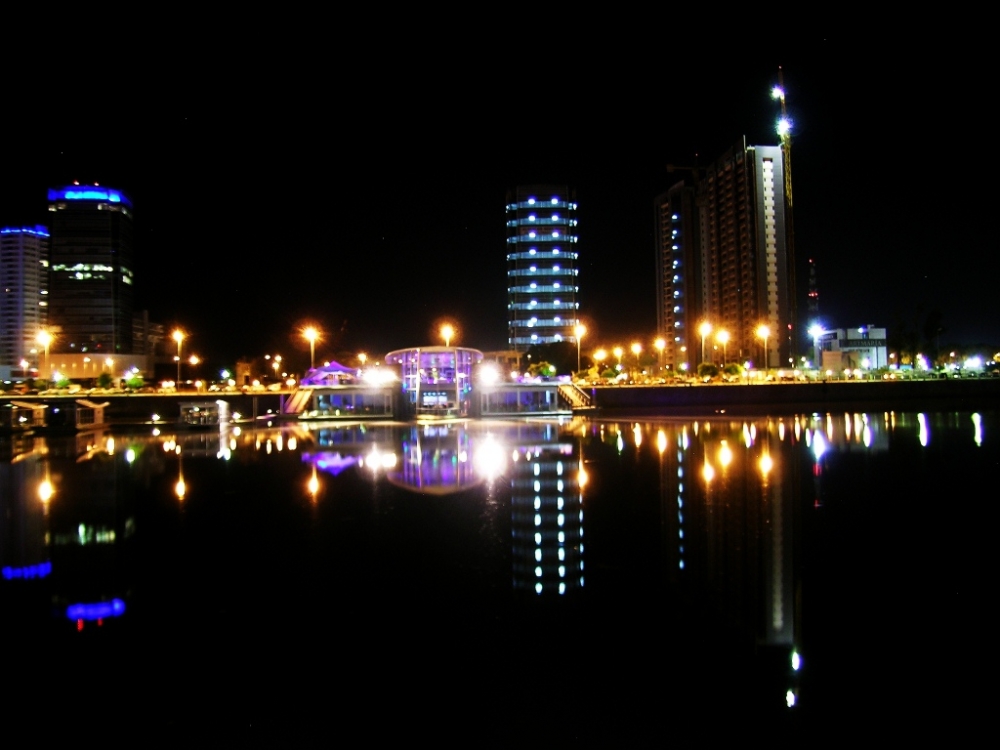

{"left": 441, "top": 324, "right": 455, "bottom": 348}
{"left": 574, "top": 324, "right": 586, "bottom": 373}
{"left": 36, "top": 330, "right": 52, "bottom": 380}
{"left": 303, "top": 327, "right": 319, "bottom": 370}
{"left": 172, "top": 330, "right": 184, "bottom": 384}
{"left": 699, "top": 322, "right": 712, "bottom": 364}
{"left": 757, "top": 325, "right": 771, "bottom": 370}
{"left": 716, "top": 330, "right": 730, "bottom": 366}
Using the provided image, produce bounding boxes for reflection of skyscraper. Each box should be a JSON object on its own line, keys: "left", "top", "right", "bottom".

{"left": 0, "top": 226, "right": 49, "bottom": 369}
{"left": 510, "top": 438, "right": 583, "bottom": 596}
{"left": 46, "top": 185, "right": 134, "bottom": 355}
{"left": 506, "top": 185, "right": 580, "bottom": 350}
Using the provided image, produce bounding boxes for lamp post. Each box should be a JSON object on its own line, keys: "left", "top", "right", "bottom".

{"left": 757, "top": 325, "right": 771, "bottom": 371}
{"left": 699, "top": 322, "right": 712, "bottom": 365}
{"left": 172, "top": 329, "right": 184, "bottom": 385}
{"left": 631, "top": 342, "right": 642, "bottom": 379}
{"left": 574, "top": 324, "right": 586, "bottom": 373}
{"left": 20, "top": 359, "right": 29, "bottom": 380}
{"left": 654, "top": 338, "right": 665, "bottom": 373}
{"left": 36, "top": 330, "right": 52, "bottom": 382}
{"left": 716, "top": 330, "right": 730, "bottom": 367}
{"left": 303, "top": 327, "right": 319, "bottom": 370}
{"left": 808, "top": 324, "right": 824, "bottom": 370}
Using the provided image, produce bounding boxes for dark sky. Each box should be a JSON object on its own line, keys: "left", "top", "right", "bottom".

{"left": 2, "top": 43, "right": 994, "bottom": 371}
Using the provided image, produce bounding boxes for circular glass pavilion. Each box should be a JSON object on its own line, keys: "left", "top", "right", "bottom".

{"left": 385, "top": 346, "right": 483, "bottom": 418}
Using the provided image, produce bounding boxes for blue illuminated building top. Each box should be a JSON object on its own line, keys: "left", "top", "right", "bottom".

{"left": 48, "top": 186, "right": 132, "bottom": 208}
{"left": 0, "top": 225, "right": 49, "bottom": 237}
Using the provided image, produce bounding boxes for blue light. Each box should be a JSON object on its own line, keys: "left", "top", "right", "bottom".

{"left": 1, "top": 225, "right": 49, "bottom": 237}
{"left": 48, "top": 186, "right": 132, "bottom": 208}
{"left": 66, "top": 598, "right": 126, "bottom": 621}
{"left": 2, "top": 561, "right": 52, "bottom": 580}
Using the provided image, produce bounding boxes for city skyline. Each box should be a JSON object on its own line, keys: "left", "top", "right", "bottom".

{"left": 2, "top": 48, "right": 994, "bottom": 370}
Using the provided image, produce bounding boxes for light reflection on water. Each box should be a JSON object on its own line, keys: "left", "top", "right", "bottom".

{"left": 0, "top": 411, "right": 992, "bottom": 734}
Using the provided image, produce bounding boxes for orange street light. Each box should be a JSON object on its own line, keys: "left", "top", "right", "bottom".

{"left": 303, "top": 327, "right": 319, "bottom": 370}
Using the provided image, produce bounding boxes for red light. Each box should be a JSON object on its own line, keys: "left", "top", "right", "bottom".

{"left": 76, "top": 619, "right": 84, "bottom": 631}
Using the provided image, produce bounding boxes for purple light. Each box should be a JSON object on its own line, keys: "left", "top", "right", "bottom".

{"left": 66, "top": 598, "right": 126, "bottom": 621}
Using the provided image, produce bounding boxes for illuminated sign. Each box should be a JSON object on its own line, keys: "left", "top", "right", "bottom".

{"left": 48, "top": 187, "right": 132, "bottom": 208}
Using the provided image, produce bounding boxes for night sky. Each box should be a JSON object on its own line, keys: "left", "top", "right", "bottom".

{"left": 3, "top": 44, "right": 994, "bottom": 372}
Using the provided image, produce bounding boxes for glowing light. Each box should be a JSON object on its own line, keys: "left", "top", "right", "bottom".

{"left": 48, "top": 187, "right": 131, "bottom": 206}
{"left": 66, "top": 598, "right": 126, "bottom": 621}
{"left": 38, "top": 479, "right": 54, "bottom": 502}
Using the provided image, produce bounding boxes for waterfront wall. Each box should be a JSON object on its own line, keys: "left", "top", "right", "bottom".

{"left": 586, "top": 378, "right": 1000, "bottom": 415}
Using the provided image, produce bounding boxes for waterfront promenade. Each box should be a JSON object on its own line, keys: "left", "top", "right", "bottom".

{"left": 3, "top": 376, "right": 999, "bottom": 428}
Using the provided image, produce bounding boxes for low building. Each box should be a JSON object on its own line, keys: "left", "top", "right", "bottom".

{"left": 817, "top": 326, "right": 888, "bottom": 373}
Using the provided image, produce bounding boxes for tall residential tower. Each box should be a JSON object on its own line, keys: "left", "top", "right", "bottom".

{"left": 654, "top": 139, "right": 795, "bottom": 371}
{"left": 506, "top": 185, "right": 580, "bottom": 350}
{"left": 0, "top": 226, "right": 49, "bottom": 370}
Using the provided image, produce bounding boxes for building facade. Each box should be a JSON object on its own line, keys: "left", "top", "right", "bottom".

{"left": 46, "top": 185, "right": 134, "bottom": 356}
{"left": 506, "top": 186, "right": 580, "bottom": 350}
{"left": 654, "top": 139, "right": 796, "bottom": 371}
{"left": 654, "top": 182, "right": 701, "bottom": 372}
{"left": 0, "top": 226, "right": 49, "bottom": 370}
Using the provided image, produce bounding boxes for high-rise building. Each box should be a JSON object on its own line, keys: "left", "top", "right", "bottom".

{"left": 654, "top": 181, "right": 701, "bottom": 371}
{"left": 0, "top": 226, "right": 49, "bottom": 369}
{"left": 506, "top": 185, "right": 580, "bottom": 350}
{"left": 654, "top": 139, "right": 795, "bottom": 370}
{"left": 46, "top": 184, "right": 134, "bottom": 355}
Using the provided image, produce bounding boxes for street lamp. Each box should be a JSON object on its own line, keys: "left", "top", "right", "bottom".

{"left": 654, "top": 338, "right": 666, "bottom": 373}
{"left": 574, "top": 324, "right": 586, "bottom": 373}
{"left": 358, "top": 352, "right": 368, "bottom": 369}
{"left": 631, "top": 342, "right": 642, "bottom": 378}
{"left": 699, "top": 322, "right": 712, "bottom": 364}
{"left": 303, "top": 327, "right": 319, "bottom": 370}
{"left": 20, "top": 359, "right": 29, "bottom": 380}
{"left": 613, "top": 346, "right": 623, "bottom": 372}
{"left": 36, "top": 330, "right": 52, "bottom": 382}
{"left": 441, "top": 324, "right": 455, "bottom": 348}
{"left": 757, "top": 325, "right": 771, "bottom": 371}
{"left": 716, "top": 330, "right": 730, "bottom": 366}
{"left": 593, "top": 348, "right": 607, "bottom": 375}
{"left": 808, "top": 324, "right": 824, "bottom": 370}
{"left": 172, "top": 329, "right": 185, "bottom": 385}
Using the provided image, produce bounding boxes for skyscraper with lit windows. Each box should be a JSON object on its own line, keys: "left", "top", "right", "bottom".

{"left": 0, "top": 225, "right": 49, "bottom": 369}
{"left": 654, "top": 138, "right": 794, "bottom": 370}
{"left": 506, "top": 185, "right": 580, "bottom": 350}
{"left": 46, "top": 184, "right": 134, "bottom": 355}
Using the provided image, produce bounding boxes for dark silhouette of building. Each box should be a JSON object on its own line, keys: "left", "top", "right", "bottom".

{"left": 46, "top": 184, "right": 134, "bottom": 355}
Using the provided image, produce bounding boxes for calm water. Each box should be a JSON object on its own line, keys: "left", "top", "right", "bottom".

{"left": 1, "top": 411, "right": 993, "bottom": 738}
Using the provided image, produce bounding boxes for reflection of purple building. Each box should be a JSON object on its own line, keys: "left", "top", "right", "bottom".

{"left": 385, "top": 347, "right": 483, "bottom": 419}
